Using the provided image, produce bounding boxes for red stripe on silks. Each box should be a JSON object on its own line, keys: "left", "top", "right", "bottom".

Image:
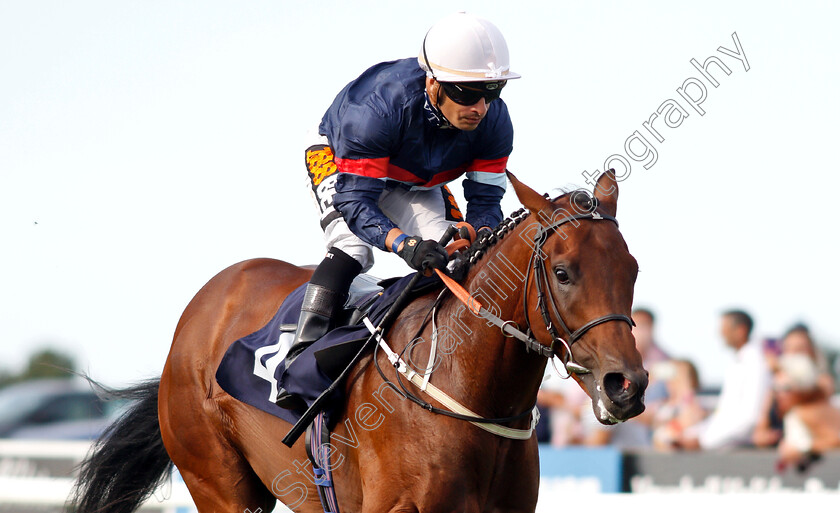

{"left": 423, "top": 164, "right": 470, "bottom": 187}
{"left": 334, "top": 156, "right": 391, "bottom": 178}
{"left": 335, "top": 157, "right": 427, "bottom": 184}
{"left": 335, "top": 157, "right": 501, "bottom": 188}
{"left": 384, "top": 163, "right": 425, "bottom": 184}
{"left": 469, "top": 156, "right": 509, "bottom": 173}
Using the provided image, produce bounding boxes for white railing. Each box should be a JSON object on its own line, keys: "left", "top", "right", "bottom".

{"left": 0, "top": 439, "right": 196, "bottom": 512}
{"left": 7, "top": 439, "right": 837, "bottom": 513}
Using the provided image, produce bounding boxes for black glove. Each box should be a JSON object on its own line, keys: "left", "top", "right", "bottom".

{"left": 398, "top": 236, "right": 449, "bottom": 274}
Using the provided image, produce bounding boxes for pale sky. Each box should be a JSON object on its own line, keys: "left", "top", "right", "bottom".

{"left": 2, "top": 0, "right": 839, "bottom": 388}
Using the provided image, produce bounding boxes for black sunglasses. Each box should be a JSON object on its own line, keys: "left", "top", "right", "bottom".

{"left": 439, "top": 81, "right": 506, "bottom": 106}
{"left": 421, "top": 32, "right": 506, "bottom": 106}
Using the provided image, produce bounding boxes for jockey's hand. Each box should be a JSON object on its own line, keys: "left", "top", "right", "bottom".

{"left": 398, "top": 236, "right": 449, "bottom": 276}
{"left": 454, "top": 223, "right": 492, "bottom": 244}
{"left": 454, "top": 222, "right": 477, "bottom": 244}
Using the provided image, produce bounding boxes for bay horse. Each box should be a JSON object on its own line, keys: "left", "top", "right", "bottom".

{"left": 73, "top": 171, "right": 647, "bottom": 513}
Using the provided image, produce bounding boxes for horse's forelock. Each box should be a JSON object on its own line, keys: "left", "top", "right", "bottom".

{"left": 548, "top": 183, "right": 586, "bottom": 202}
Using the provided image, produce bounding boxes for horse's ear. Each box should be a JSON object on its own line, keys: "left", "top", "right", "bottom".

{"left": 593, "top": 170, "right": 618, "bottom": 217}
{"left": 507, "top": 171, "right": 554, "bottom": 218}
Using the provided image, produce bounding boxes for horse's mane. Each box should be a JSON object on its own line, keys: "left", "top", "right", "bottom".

{"left": 456, "top": 206, "right": 529, "bottom": 272}
{"left": 451, "top": 187, "right": 591, "bottom": 279}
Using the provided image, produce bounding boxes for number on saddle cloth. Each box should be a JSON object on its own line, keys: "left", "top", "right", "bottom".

{"left": 277, "top": 272, "right": 441, "bottom": 407}
{"left": 247, "top": 273, "right": 387, "bottom": 406}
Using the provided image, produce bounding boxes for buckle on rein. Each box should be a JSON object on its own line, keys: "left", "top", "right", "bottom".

{"left": 499, "top": 319, "right": 591, "bottom": 377}
{"left": 549, "top": 336, "right": 591, "bottom": 377}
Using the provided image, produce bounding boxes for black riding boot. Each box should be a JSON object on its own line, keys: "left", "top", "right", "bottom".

{"left": 275, "top": 247, "right": 362, "bottom": 410}
{"left": 284, "top": 284, "right": 343, "bottom": 367}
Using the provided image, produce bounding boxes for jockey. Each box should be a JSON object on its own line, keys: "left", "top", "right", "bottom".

{"left": 278, "top": 12, "right": 520, "bottom": 408}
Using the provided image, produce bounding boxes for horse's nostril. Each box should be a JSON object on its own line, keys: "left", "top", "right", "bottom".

{"left": 601, "top": 371, "right": 648, "bottom": 419}
{"left": 603, "top": 372, "right": 634, "bottom": 401}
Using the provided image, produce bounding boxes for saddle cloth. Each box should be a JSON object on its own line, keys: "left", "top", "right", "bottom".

{"left": 214, "top": 272, "right": 440, "bottom": 427}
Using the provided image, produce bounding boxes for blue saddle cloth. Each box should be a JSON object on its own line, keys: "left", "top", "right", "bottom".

{"left": 215, "top": 272, "right": 439, "bottom": 427}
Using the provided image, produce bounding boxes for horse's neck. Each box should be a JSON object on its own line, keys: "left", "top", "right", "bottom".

{"left": 433, "top": 231, "right": 547, "bottom": 417}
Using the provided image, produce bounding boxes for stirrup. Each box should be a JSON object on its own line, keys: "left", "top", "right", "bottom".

{"left": 306, "top": 411, "right": 341, "bottom": 513}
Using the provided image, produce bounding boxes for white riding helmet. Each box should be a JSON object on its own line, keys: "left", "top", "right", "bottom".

{"left": 418, "top": 12, "right": 521, "bottom": 83}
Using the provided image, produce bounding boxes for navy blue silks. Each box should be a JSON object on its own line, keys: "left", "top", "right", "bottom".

{"left": 320, "top": 58, "right": 512, "bottom": 248}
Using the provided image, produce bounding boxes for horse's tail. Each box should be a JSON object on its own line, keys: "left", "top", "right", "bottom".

{"left": 71, "top": 378, "right": 173, "bottom": 513}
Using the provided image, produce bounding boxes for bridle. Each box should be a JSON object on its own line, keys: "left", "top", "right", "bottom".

{"left": 523, "top": 207, "right": 636, "bottom": 376}
{"left": 371, "top": 196, "right": 637, "bottom": 438}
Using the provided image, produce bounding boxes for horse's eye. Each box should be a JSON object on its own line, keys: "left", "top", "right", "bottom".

{"left": 555, "top": 268, "right": 570, "bottom": 284}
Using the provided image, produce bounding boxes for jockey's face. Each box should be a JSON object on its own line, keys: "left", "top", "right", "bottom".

{"left": 426, "top": 78, "right": 488, "bottom": 131}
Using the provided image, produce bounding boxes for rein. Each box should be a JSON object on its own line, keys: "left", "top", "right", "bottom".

{"left": 370, "top": 315, "right": 539, "bottom": 440}
{"left": 373, "top": 200, "right": 634, "bottom": 440}
{"left": 446, "top": 208, "right": 635, "bottom": 375}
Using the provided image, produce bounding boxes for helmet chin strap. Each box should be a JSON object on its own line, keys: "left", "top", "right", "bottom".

{"left": 421, "top": 33, "right": 453, "bottom": 129}
{"left": 423, "top": 89, "right": 454, "bottom": 129}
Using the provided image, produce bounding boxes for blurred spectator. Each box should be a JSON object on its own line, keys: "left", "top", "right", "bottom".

{"left": 537, "top": 371, "right": 599, "bottom": 447}
{"left": 651, "top": 360, "right": 708, "bottom": 450}
{"left": 751, "top": 324, "right": 840, "bottom": 469}
{"left": 590, "top": 308, "right": 673, "bottom": 448}
{"left": 753, "top": 324, "right": 833, "bottom": 448}
{"left": 777, "top": 389, "right": 840, "bottom": 470}
{"left": 540, "top": 310, "right": 723, "bottom": 451}
{"left": 751, "top": 339, "right": 786, "bottom": 448}
{"left": 681, "top": 310, "right": 771, "bottom": 450}
{"left": 778, "top": 324, "right": 834, "bottom": 396}
{"left": 631, "top": 308, "right": 670, "bottom": 366}
{"left": 631, "top": 307, "right": 671, "bottom": 407}
{"left": 553, "top": 307, "right": 674, "bottom": 449}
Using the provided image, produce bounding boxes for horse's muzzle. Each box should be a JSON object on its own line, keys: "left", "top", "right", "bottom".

{"left": 595, "top": 369, "right": 648, "bottom": 424}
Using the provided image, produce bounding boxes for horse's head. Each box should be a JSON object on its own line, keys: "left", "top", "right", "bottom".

{"left": 509, "top": 171, "right": 647, "bottom": 424}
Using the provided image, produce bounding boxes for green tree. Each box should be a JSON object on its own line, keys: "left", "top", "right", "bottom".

{"left": 22, "top": 348, "right": 76, "bottom": 379}
{"left": 0, "top": 348, "right": 76, "bottom": 387}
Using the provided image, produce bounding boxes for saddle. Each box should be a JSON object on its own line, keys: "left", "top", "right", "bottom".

{"left": 334, "top": 274, "right": 396, "bottom": 328}
{"left": 278, "top": 273, "right": 401, "bottom": 381}
{"left": 214, "top": 271, "right": 442, "bottom": 431}
{"left": 275, "top": 274, "right": 387, "bottom": 334}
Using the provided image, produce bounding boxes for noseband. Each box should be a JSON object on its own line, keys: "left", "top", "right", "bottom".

{"left": 523, "top": 208, "right": 635, "bottom": 376}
